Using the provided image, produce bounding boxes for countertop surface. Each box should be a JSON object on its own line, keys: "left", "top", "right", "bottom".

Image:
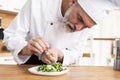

{"left": 0, "top": 65, "right": 120, "bottom": 80}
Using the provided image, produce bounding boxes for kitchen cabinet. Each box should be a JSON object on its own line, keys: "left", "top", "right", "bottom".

{"left": 0, "top": 0, "right": 27, "bottom": 13}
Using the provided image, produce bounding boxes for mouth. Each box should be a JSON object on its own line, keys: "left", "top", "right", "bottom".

{"left": 66, "top": 23, "right": 76, "bottom": 31}
{"left": 63, "top": 20, "right": 76, "bottom": 32}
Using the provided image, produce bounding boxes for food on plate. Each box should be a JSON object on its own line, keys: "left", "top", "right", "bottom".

{"left": 37, "top": 62, "right": 66, "bottom": 72}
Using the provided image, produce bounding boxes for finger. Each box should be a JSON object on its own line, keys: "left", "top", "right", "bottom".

{"left": 45, "top": 59, "right": 52, "bottom": 64}
{"left": 33, "top": 37, "right": 49, "bottom": 51}
{"left": 29, "top": 39, "right": 44, "bottom": 53}
{"left": 47, "top": 49, "right": 56, "bottom": 57}
{"left": 37, "top": 39, "right": 47, "bottom": 51}
{"left": 41, "top": 54, "right": 52, "bottom": 64}
{"left": 45, "top": 52, "right": 51, "bottom": 59}
{"left": 29, "top": 44, "right": 42, "bottom": 54}
{"left": 40, "top": 38, "right": 50, "bottom": 49}
{"left": 45, "top": 52, "right": 57, "bottom": 63}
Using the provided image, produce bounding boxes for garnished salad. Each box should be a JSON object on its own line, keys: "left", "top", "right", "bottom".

{"left": 37, "top": 62, "right": 66, "bottom": 72}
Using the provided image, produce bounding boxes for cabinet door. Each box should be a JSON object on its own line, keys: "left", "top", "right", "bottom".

{"left": 0, "top": 0, "right": 8, "bottom": 11}
{"left": 6, "top": 0, "right": 27, "bottom": 13}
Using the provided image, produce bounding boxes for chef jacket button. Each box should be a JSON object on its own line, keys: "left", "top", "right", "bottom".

{"left": 66, "top": 48, "right": 68, "bottom": 50}
{"left": 50, "top": 22, "right": 53, "bottom": 25}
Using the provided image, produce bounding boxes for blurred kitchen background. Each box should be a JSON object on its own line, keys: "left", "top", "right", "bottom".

{"left": 0, "top": 0, "right": 120, "bottom": 66}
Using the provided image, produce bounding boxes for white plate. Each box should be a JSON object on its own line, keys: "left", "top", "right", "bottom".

{"left": 28, "top": 66, "right": 70, "bottom": 76}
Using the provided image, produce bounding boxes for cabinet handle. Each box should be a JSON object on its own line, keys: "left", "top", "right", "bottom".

{"left": 13, "top": 8, "right": 20, "bottom": 11}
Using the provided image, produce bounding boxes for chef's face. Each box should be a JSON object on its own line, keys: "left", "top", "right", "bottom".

{"left": 63, "top": 3, "right": 96, "bottom": 32}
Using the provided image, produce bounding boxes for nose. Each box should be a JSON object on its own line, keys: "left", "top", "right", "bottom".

{"left": 75, "top": 24, "right": 86, "bottom": 31}
{"left": 70, "top": 19, "right": 86, "bottom": 31}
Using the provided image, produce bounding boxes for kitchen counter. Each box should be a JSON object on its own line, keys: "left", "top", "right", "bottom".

{"left": 0, "top": 65, "right": 120, "bottom": 80}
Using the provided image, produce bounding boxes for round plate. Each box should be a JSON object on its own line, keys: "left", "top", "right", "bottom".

{"left": 28, "top": 66, "right": 70, "bottom": 76}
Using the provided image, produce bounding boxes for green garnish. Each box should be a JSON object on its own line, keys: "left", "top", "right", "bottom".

{"left": 37, "top": 62, "right": 66, "bottom": 72}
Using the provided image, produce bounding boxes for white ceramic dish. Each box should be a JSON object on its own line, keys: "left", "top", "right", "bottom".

{"left": 28, "top": 66, "right": 70, "bottom": 76}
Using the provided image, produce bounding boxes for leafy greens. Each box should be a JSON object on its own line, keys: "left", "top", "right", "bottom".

{"left": 37, "top": 62, "right": 66, "bottom": 72}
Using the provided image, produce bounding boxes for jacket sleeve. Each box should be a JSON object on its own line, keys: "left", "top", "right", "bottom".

{"left": 3, "top": 0, "right": 32, "bottom": 64}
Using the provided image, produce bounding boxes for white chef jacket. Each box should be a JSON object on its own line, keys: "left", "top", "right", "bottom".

{"left": 3, "top": 0, "right": 90, "bottom": 66}
{"left": 109, "top": 0, "right": 120, "bottom": 7}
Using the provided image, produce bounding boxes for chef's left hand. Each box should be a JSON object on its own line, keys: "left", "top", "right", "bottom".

{"left": 41, "top": 48, "right": 63, "bottom": 64}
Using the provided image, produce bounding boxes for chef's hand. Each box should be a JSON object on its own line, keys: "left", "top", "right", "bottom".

{"left": 19, "top": 36, "right": 50, "bottom": 56}
{"left": 41, "top": 48, "right": 64, "bottom": 64}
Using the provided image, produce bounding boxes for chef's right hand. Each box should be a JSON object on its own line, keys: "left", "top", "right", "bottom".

{"left": 19, "top": 36, "right": 50, "bottom": 56}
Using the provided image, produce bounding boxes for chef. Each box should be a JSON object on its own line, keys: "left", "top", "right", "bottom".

{"left": 3, "top": 0, "right": 116, "bottom": 66}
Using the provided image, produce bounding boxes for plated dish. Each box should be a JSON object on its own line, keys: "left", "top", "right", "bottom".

{"left": 28, "top": 66, "right": 70, "bottom": 76}
{"left": 28, "top": 62, "right": 70, "bottom": 76}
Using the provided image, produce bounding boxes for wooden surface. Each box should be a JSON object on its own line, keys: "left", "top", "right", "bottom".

{"left": 0, "top": 65, "right": 120, "bottom": 80}
{"left": 0, "top": 51, "right": 11, "bottom": 56}
{"left": 88, "top": 38, "right": 116, "bottom": 41}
